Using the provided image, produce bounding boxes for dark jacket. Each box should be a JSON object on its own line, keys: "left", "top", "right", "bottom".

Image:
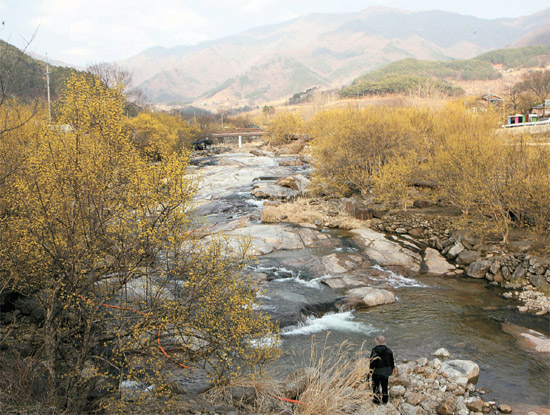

{"left": 370, "top": 345, "right": 395, "bottom": 377}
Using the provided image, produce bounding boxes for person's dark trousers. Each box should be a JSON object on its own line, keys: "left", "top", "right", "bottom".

{"left": 372, "top": 374, "right": 389, "bottom": 404}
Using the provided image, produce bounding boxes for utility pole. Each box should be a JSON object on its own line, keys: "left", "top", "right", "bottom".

{"left": 46, "top": 53, "right": 52, "bottom": 124}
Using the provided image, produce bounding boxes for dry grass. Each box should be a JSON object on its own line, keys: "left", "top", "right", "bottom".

{"left": 261, "top": 198, "right": 366, "bottom": 230}
{"left": 204, "top": 375, "right": 289, "bottom": 414}
{"left": 292, "top": 337, "right": 373, "bottom": 415}
{"left": 200, "top": 337, "right": 375, "bottom": 415}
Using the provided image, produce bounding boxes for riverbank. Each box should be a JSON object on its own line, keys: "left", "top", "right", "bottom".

{"left": 114, "top": 349, "right": 546, "bottom": 415}
{"left": 261, "top": 195, "right": 550, "bottom": 317}
{"left": 188, "top": 145, "right": 549, "bottom": 413}
{"left": 4, "top": 145, "right": 548, "bottom": 414}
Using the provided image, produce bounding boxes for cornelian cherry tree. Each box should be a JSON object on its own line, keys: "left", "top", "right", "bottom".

{"left": 0, "top": 74, "right": 279, "bottom": 412}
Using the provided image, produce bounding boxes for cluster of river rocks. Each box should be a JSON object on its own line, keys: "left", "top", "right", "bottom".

{"left": 177, "top": 349, "right": 513, "bottom": 415}
{"left": 372, "top": 352, "right": 509, "bottom": 415}
{"left": 279, "top": 351, "right": 510, "bottom": 415}
{"left": 241, "top": 154, "right": 550, "bottom": 318}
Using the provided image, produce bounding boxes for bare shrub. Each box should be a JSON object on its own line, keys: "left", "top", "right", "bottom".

{"left": 0, "top": 354, "right": 53, "bottom": 411}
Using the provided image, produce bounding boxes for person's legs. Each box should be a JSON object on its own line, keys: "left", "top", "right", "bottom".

{"left": 372, "top": 374, "right": 382, "bottom": 404}
{"left": 380, "top": 376, "right": 389, "bottom": 404}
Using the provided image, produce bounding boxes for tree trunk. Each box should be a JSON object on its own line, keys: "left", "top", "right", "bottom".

{"left": 42, "top": 286, "right": 61, "bottom": 404}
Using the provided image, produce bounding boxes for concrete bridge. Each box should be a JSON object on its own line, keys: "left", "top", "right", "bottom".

{"left": 209, "top": 128, "right": 266, "bottom": 146}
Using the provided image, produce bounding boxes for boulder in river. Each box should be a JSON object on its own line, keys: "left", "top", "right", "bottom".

{"left": 433, "top": 348, "right": 450, "bottom": 358}
{"left": 345, "top": 286, "right": 396, "bottom": 308}
{"left": 424, "top": 248, "right": 457, "bottom": 275}
{"left": 497, "top": 404, "right": 513, "bottom": 414}
{"left": 466, "top": 260, "right": 493, "bottom": 279}
{"left": 352, "top": 228, "right": 422, "bottom": 274}
{"left": 456, "top": 250, "right": 481, "bottom": 265}
{"left": 276, "top": 174, "right": 311, "bottom": 195}
{"left": 440, "top": 360, "right": 479, "bottom": 383}
{"left": 271, "top": 310, "right": 305, "bottom": 329}
{"left": 252, "top": 182, "right": 299, "bottom": 200}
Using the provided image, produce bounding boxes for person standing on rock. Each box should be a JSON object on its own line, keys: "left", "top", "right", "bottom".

{"left": 369, "top": 335, "right": 395, "bottom": 405}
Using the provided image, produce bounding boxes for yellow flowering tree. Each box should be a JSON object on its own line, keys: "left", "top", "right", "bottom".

{"left": 0, "top": 74, "right": 279, "bottom": 412}
{"left": 308, "top": 101, "right": 550, "bottom": 241}
{"left": 124, "top": 111, "right": 200, "bottom": 159}
{"left": 308, "top": 107, "right": 414, "bottom": 196}
{"left": 266, "top": 111, "right": 304, "bottom": 145}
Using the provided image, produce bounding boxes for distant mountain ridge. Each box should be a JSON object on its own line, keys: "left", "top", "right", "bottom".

{"left": 117, "top": 7, "right": 550, "bottom": 106}
{"left": 341, "top": 45, "right": 550, "bottom": 98}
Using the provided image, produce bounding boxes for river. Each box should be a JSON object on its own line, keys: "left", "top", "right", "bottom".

{"left": 192, "top": 150, "right": 550, "bottom": 411}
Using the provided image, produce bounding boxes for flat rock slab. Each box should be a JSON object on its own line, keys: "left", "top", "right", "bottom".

{"left": 424, "top": 247, "right": 457, "bottom": 275}
{"left": 321, "top": 275, "right": 372, "bottom": 289}
{"left": 252, "top": 182, "right": 299, "bottom": 199}
{"left": 296, "top": 227, "right": 334, "bottom": 248}
{"left": 321, "top": 253, "right": 366, "bottom": 274}
{"left": 225, "top": 223, "right": 305, "bottom": 255}
{"left": 352, "top": 228, "right": 421, "bottom": 273}
{"left": 192, "top": 153, "right": 295, "bottom": 200}
{"left": 501, "top": 322, "right": 550, "bottom": 353}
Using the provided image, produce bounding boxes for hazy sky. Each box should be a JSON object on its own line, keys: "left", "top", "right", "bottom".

{"left": 1, "top": 0, "right": 547, "bottom": 66}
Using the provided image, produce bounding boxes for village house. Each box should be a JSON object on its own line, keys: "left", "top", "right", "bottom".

{"left": 482, "top": 93, "right": 504, "bottom": 106}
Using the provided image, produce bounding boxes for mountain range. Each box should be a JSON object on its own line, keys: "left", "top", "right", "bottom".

{"left": 117, "top": 6, "right": 550, "bottom": 108}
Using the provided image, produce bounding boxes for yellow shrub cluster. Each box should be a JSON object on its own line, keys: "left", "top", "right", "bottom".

{"left": 309, "top": 106, "right": 419, "bottom": 196}
{"left": 124, "top": 111, "right": 200, "bottom": 159}
{"left": 309, "top": 102, "right": 550, "bottom": 240}
{"left": 266, "top": 111, "right": 304, "bottom": 145}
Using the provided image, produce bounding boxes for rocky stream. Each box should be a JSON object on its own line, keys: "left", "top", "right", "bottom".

{"left": 186, "top": 147, "right": 550, "bottom": 415}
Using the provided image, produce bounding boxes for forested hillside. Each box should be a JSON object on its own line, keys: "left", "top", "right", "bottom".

{"left": 341, "top": 45, "right": 550, "bottom": 97}
{"left": 0, "top": 40, "right": 81, "bottom": 102}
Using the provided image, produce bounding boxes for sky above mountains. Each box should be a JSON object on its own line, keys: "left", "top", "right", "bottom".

{"left": 0, "top": 0, "right": 547, "bottom": 67}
